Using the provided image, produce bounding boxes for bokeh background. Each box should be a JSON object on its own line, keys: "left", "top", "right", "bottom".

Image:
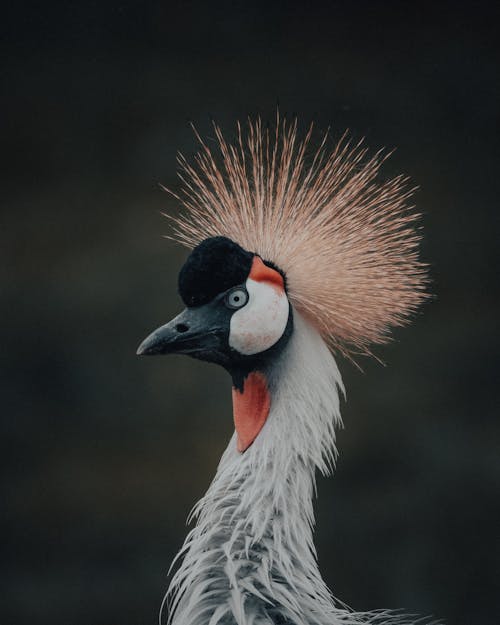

{"left": 2, "top": 2, "right": 499, "bottom": 624}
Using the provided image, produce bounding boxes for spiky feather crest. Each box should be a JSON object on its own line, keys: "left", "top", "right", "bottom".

{"left": 165, "top": 116, "right": 427, "bottom": 357}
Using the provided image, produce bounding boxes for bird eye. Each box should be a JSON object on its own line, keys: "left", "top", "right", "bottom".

{"left": 225, "top": 288, "right": 249, "bottom": 309}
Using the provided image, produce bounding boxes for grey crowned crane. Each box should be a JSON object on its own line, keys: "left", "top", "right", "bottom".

{"left": 137, "top": 118, "right": 429, "bottom": 625}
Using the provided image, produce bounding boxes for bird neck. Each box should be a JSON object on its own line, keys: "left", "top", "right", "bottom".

{"left": 166, "top": 313, "right": 345, "bottom": 625}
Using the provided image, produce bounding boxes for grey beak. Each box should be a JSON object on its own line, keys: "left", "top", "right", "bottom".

{"left": 136, "top": 305, "right": 228, "bottom": 358}
{"left": 136, "top": 309, "right": 190, "bottom": 356}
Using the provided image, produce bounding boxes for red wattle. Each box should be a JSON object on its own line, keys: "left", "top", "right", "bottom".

{"left": 232, "top": 371, "right": 270, "bottom": 452}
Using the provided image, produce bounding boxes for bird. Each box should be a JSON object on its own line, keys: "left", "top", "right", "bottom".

{"left": 137, "top": 116, "right": 429, "bottom": 625}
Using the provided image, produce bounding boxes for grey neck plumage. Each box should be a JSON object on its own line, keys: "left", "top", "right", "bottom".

{"left": 165, "top": 314, "right": 399, "bottom": 625}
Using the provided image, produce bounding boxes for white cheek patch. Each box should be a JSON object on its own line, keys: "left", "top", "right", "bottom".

{"left": 229, "top": 279, "right": 289, "bottom": 355}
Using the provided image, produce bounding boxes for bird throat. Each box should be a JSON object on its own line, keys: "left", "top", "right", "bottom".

{"left": 232, "top": 371, "right": 270, "bottom": 452}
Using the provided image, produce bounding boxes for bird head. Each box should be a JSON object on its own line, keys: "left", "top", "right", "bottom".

{"left": 137, "top": 236, "right": 293, "bottom": 388}
{"left": 137, "top": 117, "right": 428, "bottom": 451}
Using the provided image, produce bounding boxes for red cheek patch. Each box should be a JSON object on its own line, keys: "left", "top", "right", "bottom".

{"left": 249, "top": 256, "right": 284, "bottom": 292}
{"left": 232, "top": 371, "right": 271, "bottom": 453}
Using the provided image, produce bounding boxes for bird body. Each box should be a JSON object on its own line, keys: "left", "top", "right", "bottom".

{"left": 138, "top": 117, "right": 429, "bottom": 624}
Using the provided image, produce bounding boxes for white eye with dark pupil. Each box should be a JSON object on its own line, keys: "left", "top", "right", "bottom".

{"left": 225, "top": 288, "right": 248, "bottom": 309}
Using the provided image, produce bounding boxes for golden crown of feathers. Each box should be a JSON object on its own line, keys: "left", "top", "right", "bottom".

{"left": 164, "top": 116, "right": 428, "bottom": 359}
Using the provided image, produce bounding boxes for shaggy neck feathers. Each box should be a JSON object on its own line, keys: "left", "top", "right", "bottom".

{"left": 165, "top": 314, "right": 346, "bottom": 625}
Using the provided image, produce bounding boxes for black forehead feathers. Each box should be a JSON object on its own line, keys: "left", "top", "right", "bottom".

{"left": 178, "top": 236, "right": 254, "bottom": 307}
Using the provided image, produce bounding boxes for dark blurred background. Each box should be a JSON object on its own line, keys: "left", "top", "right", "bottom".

{"left": 2, "top": 2, "right": 499, "bottom": 624}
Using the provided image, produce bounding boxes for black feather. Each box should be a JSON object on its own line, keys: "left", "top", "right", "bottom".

{"left": 178, "top": 236, "right": 254, "bottom": 307}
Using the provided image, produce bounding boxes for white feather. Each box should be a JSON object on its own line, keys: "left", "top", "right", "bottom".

{"left": 229, "top": 278, "right": 289, "bottom": 356}
{"left": 163, "top": 313, "right": 435, "bottom": 625}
